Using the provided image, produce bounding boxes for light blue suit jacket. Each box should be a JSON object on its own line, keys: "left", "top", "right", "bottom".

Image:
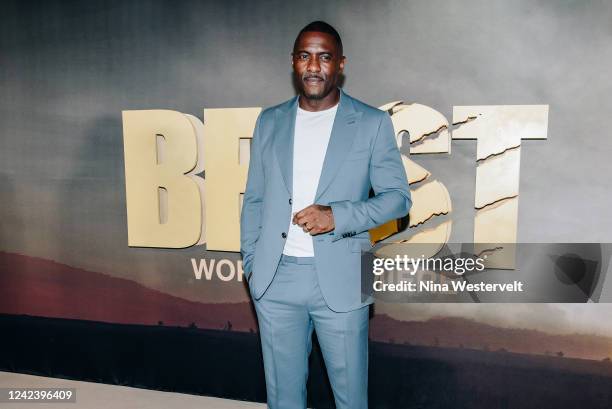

{"left": 240, "top": 88, "right": 412, "bottom": 312}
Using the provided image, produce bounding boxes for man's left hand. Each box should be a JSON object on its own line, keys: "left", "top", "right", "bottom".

{"left": 292, "top": 204, "right": 335, "bottom": 235}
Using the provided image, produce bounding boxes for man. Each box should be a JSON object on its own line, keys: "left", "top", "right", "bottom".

{"left": 240, "top": 21, "right": 411, "bottom": 409}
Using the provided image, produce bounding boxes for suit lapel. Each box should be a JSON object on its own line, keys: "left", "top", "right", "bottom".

{"left": 273, "top": 88, "right": 362, "bottom": 201}
{"left": 274, "top": 95, "right": 298, "bottom": 196}
{"left": 314, "top": 89, "right": 362, "bottom": 202}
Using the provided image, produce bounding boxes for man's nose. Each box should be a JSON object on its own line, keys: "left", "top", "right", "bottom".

{"left": 307, "top": 57, "right": 321, "bottom": 73}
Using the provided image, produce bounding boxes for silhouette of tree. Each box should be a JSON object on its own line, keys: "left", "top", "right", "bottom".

{"left": 158, "top": 320, "right": 164, "bottom": 326}
{"left": 602, "top": 357, "right": 611, "bottom": 363}
{"left": 188, "top": 322, "right": 197, "bottom": 329}
{"left": 556, "top": 351, "right": 564, "bottom": 357}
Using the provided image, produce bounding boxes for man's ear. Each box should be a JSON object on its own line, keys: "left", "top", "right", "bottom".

{"left": 339, "top": 56, "right": 346, "bottom": 72}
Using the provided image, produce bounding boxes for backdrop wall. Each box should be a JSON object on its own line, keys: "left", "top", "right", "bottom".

{"left": 1, "top": 1, "right": 612, "bottom": 407}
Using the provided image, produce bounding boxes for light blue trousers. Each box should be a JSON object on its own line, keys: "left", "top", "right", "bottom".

{"left": 253, "top": 253, "right": 369, "bottom": 409}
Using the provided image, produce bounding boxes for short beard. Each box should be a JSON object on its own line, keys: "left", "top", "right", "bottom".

{"left": 297, "top": 71, "right": 335, "bottom": 101}
{"left": 301, "top": 81, "right": 333, "bottom": 101}
{"left": 303, "top": 89, "right": 326, "bottom": 100}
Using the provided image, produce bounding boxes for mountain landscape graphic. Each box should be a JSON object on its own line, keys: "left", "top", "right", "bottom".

{"left": 1, "top": 251, "right": 611, "bottom": 361}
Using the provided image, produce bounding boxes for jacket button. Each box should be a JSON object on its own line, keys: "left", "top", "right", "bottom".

{"left": 281, "top": 232, "right": 287, "bottom": 238}
{"left": 289, "top": 198, "right": 292, "bottom": 205}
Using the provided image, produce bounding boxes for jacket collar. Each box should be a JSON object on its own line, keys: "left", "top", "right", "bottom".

{"left": 274, "top": 87, "right": 363, "bottom": 202}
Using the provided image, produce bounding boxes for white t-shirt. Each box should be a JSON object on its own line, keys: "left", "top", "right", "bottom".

{"left": 282, "top": 102, "right": 339, "bottom": 256}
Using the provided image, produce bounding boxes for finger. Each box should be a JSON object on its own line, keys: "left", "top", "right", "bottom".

{"left": 295, "top": 213, "right": 310, "bottom": 227}
{"left": 309, "top": 227, "right": 322, "bottom": 235}
{"left": 293, "top": 210, "right": 309, "bottom": 225}
{"left": 297, "top": 205, "right": 315, "bottom": 217}
{"left": 305, "top": 220, "right": 317, "bottom": 232}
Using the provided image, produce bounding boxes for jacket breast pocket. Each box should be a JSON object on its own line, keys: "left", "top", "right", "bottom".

{"left": 346, "top": 153, "right": 370, "bottom": 162}
{"left": 345, "top": 145, "right": 370, "bottom": 161}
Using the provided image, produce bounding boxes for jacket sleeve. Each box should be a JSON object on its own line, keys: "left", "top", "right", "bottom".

{"left": 328, "top": 112, "right": 411, "bottom": 241}
{"left": 240, "top": 113, "right": 264, "bottom": 277}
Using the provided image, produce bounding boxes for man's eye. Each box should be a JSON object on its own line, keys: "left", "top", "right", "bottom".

{"left": 299, "top": 54, "right": 308, "bottom": 60}
{"left": 320, "top": 55, "right": 331, "bottom": 61}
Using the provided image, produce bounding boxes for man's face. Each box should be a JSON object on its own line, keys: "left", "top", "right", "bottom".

{"left": 292, "top": 31, "right": 345, "bottom": 100}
